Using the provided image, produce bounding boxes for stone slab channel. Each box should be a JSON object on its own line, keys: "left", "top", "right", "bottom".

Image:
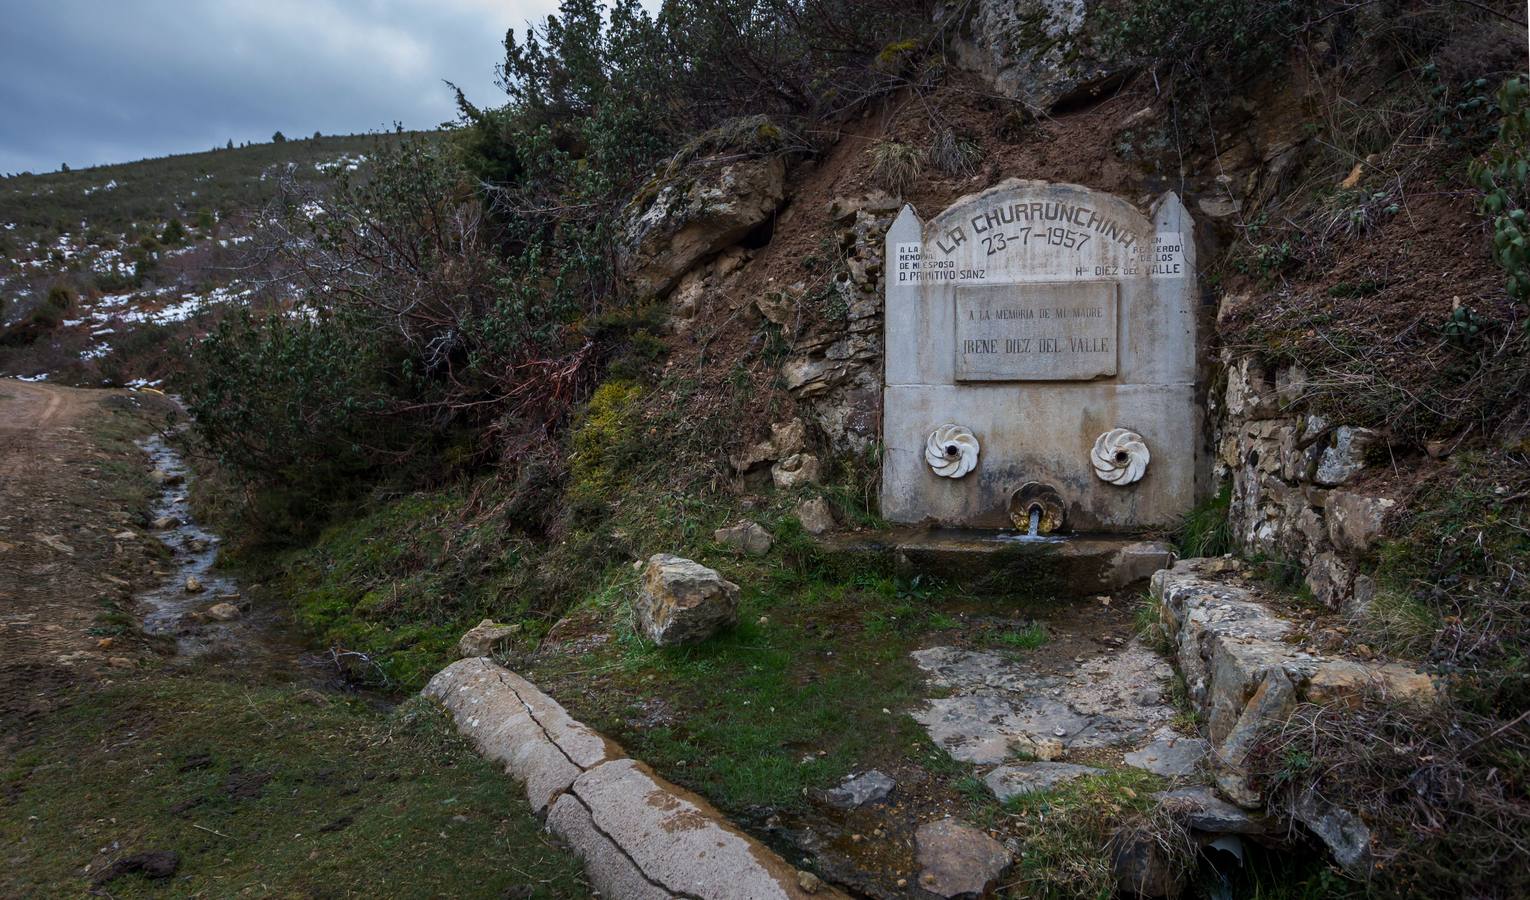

{"left": 426, "top": 658, "right": 841, "bottom": 899}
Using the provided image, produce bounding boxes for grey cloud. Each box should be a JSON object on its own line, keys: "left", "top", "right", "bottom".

{"left": 0, "top": 0, "right": 585, "bottom": 173}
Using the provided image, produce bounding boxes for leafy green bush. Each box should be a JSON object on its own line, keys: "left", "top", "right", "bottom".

{"left": 1470, "top": 77, "right": 1530, "bottom": 304}
{"left": 188, "top": 310, "right": 391, "bottom": 497}
{"left": 158, "top": 217, "right": 187, "bottom": 245}
{"left": 0, "top": 285, "right": 74, "bottom": 347}
{"left": 1107, "top": 0, "right": 1305, "bottom": 85}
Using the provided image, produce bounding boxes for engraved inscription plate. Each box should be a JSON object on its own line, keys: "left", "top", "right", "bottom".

{"left": 954, "top": 281, "right": 1118, "bottom": 381}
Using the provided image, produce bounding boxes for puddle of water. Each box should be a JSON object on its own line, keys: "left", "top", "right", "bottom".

{"left": 987, "top": 531, "right": 1066, "bottom": 544}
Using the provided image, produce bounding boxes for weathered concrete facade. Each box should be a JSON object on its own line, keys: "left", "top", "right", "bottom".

{"left": 881, "top": 180, "right": 1199, "bottom": 531}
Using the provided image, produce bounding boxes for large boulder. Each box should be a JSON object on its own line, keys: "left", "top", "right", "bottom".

{"left": 948, "top": 0, "right": 1126, "bottom": 112}
{"left": 619, "top": 119, "right": 786, "bottom": 298}
{"left": 636, "top": 554, "right": 740, "bottom": 646}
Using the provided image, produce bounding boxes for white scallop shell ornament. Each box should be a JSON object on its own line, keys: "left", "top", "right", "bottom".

{"left": 925, "top": 424, "right": 980, "bottom": 479}
{"left": 1091, "top": 428, "right": 1150, "bottom": 486}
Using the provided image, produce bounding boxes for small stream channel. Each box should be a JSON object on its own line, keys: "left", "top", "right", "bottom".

{"left": 135, "top": 432, "right": 331, "bottom": 682}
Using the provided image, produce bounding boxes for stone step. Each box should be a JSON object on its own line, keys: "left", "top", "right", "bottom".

{"left": 1150, "top": 557, "right": 1436, "bottom": 874}
{"left": 822, "top": 527, "right": 1171, "bottom": 596}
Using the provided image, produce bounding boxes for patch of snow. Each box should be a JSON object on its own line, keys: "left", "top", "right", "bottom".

{"left": 16, "top": 373, "right": 48, "bottom": 382}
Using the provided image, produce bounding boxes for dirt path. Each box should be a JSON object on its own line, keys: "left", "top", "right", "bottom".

{"left": 0, "top": 379, "right": 592, "bottom": 896}
{"left": 0, "top": 378, "right": 170, "bottom": 749}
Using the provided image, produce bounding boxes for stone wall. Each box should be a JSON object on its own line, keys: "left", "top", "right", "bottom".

{"left": 773, "top": 193, "right": 900, "bottom": 454}
{"left": 1216, "top": 353, "right": 1396, "bottom": 612}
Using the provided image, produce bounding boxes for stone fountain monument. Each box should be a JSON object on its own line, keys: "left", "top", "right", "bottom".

{"left": 878, "top": 180, "right": 1200, "bottom": 588}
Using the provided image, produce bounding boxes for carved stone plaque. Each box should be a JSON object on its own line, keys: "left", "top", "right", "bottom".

{"left": 954, "top": 282, "right": 1118, "bottom": 381}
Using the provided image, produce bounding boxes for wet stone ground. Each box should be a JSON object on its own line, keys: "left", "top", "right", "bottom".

{"left": 909, "top": 598, "right": 1208, "bottom": 795}
{"left": 755, "top": 596, "right": 1212, "bottom": 898}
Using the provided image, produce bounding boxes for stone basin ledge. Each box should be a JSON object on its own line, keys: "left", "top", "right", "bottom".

{"left": 1150, "top": 557, "right": 1436, "bottom": 873}
{"left": 424, "top": 657, "right": 840, "bottom": 899}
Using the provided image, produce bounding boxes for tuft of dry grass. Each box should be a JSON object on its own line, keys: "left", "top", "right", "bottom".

{"left": 866, "top": 139, "right": 924, "bottom": 196}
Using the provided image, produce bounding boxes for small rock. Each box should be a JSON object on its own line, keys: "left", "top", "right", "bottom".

{"left": 1124, "top": 733, "right": 1208, "bottom": 776}
{"left": 635, "top": 554, "right": 740, "bottom": 646}
{"left": 183, "top": 575, "right": 204, "bottom": 594}
{"left": 983, "top": 762, "right": 1103, "bottom": 802}
{"left": 151, "top": 516, "right": 181, "bottom": 530}
{"left": 713, "top": 521, "right": 773, "bottom": 556}
{"left": 204, "top": 602, "right": 241, "bottom": 622}
{"left": 92, "top": 850, "right": 180, "bottom": 884}
{"left": 96, "top": 637, "right": 115, "bottom": 650}
{"left": 1198, "top": 196, "right": 1242, "bottom": 218}
{"left": 35, "top": 534, "right": 74, "bottom": 554}
{"left": 771, "top": 453, "right": 821, "bottom": 489}
{"left": 113, "top": 530, "right": 137, "bottom": 540}
{"left": 1028, "top": 737, "right": 1065, "bottom": 761}
{"left": 150, "top": 469, "right": 185, "bottom": 486}
{"left": 1157, "top": 786, "right": 1270, "bottom": 834}
{"left": 1294, "top": 790, "right": 1372, "bottom": 874}
{"left": 915, "top": 819, "right": 1013, "bottom": 899}
{"left": 1326, "top": 492, "right": 1395, "bottom": 554}
{"left": 796, "top": 870, "right": 823, "bottom": 894}
{"left": 822, "top": 770, "right": 895, "bottom": 809}
{"left": 1314, "top": 426, "right": 1381, "bottom": 486}
{"left": 456, "top": 619, "right": 523, "bottom": 657}
{"left": 795, "top": 497, "right": 838, "bottom": 535}
{"left": 107, "top": 657, "right": 134, "bottom": 669}
{"left": 1111, "top": 829, "right": 1185, "bottom": 898}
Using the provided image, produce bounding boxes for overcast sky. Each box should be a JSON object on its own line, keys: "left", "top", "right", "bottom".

{"left": 0, "top": 0, "right": 661, "bottom": 175}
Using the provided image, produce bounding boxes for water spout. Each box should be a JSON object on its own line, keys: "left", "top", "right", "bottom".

{"left": 1027, "top": 507, "right": 1041, "bottom": 538}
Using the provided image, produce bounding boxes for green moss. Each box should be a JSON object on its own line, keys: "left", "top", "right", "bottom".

{"left": 567, "top": 380, "right": 644, "bottom": 514}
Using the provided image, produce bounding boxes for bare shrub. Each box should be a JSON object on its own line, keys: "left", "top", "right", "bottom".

{"left": 1253, "top": 697, "right": 1530, "bottom": 898}
{"left": 929, "top": 127, "right": 982, "bottom": 178}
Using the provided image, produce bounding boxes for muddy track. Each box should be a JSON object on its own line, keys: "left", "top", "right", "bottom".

{"left": 0, "top": 379, "right": 169, "bottom": 750}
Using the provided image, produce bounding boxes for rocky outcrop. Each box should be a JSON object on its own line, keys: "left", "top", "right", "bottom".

{"left": 1151, "top": 558, "right": 1436, "bottom": 871}
{"left": 636, "top": 554, "right": 740, "bottom": 646}
{"left": 947, "top": 0, "right": 1126, "bottom": 112}
{"left": 620, "top": 136, "right": 785, "bottom": 298}
{"left": 425, "top": 659, "right": 838, "bottom": 899}
{"left": 1218, "top": 354, "right": 1397, "bottom": 610}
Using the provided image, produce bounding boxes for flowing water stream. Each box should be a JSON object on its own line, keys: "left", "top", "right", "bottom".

{"left": 135, "top": 432, "right": 321, "bottom": 678}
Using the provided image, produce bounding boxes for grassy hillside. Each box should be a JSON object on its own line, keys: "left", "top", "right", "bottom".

{"left": 0, "top": 132, "right": 438, "bottom": 387}
{"left": 0, "top": 134, "right": 396, "bottom": 249}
